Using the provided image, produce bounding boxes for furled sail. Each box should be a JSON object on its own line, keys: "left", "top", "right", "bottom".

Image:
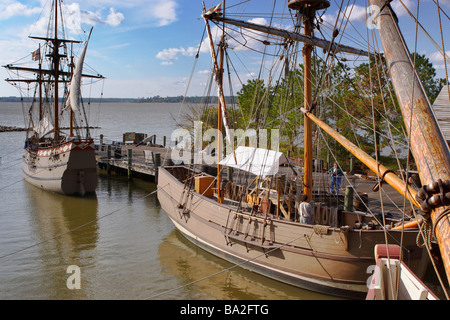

{"left": 68, "top": 30, "right": 92, "bottom": 112}
{"left": 34, "top": 117, "right": 54, "bottom": 138}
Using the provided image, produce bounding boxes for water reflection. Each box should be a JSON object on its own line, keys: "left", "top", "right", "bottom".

{"left": 1, "top": 152, "right": 342, "bottom": 299}
{"left": 157, "top": 230, "right": 341, "bottom": 300}
{"left": 24, "top": 183, "right": 98, "bottom": 299}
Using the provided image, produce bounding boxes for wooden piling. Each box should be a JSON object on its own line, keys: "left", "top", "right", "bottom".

{"left": 154, "top": 152, "right": 161, "bottom": 184}
{"left": 107, "top": 145, "right": 111, "bottom": 175}
{"left": 127, "top": 148, "right": 133, "bottom": 180}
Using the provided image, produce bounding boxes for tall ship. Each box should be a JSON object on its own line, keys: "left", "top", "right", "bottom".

{"left": 4, "top": 0, "right": 104, "bottom": 196}
{"left": 157, "top": 0, "right": 450, "bottom": 299}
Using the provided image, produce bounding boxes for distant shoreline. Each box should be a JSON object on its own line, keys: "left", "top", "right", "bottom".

{"left": 0, "top": 125, "right": 27, "bottom": 132}
{"left": 0, "top": 96, "right": 236, "bottom": 104}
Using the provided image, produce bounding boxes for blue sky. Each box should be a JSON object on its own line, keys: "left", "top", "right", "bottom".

{"left": 0, "top": 0, "right": 449, "bottom": 99}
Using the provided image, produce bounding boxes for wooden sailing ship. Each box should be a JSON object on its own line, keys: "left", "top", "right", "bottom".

{"left": 157, "top": 0, "right": 450, "bottom": 299}
{"left": 4, "top": 0, "right": 104, "bottom": 196}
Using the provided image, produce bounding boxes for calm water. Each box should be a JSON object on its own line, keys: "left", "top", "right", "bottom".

{"left": 0, "top": 102, "right": 336, "bottom": 300}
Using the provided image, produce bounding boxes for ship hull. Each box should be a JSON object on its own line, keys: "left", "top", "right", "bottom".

{"left": 157, "top": 166, "right": 429, "bottom": 299}
{"left": 23, "top": 138, "right": 98, "bottom": 195}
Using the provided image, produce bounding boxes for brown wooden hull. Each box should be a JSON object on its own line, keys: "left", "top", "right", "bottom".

{"left": 157, "top": 166, "right": 428, "bottom": 299}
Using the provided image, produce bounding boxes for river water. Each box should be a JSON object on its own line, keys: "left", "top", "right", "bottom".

{"left": 0, "top": 102, "right": 336, "bottom": 300}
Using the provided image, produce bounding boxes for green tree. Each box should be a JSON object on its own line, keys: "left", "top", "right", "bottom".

{"left": 411, "top": 53, "right": 443, "bottom": 103}
{"left": 235, "top": 79, "right": 274, "bottom": 128}
{"left": 233, "top": 52, "right": 443, "bottom": 170}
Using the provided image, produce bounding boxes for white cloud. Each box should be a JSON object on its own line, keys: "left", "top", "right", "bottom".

{"left": 0, "top": 1, "right": 41, "bottom": 20}
{"left": 156, "top": 47, "right": 198, "bottom": 64}
{"left": 66, "top": 4, "right": 124, "bottom": 30}
{"left": 390, "top": 0, "right": 415, "bottom": 16}
{"left": 17, "top": 2, "right": 124, "bottom": 38}
{"left": 155, "top": 16, "right": 274, "bottom": 66}
{"left": 150, "top": 0, "right": 177, "bottom": 26}
{"left": 105, "top": 8, "right": 124, "bottom": 26}
{"left": 248, "top": 17, "right": 268, "bottom": 26}
{"left": 430, "top": 50, "right": 450, "bottom": 63}
{"left": 75, "top": 0, "right": 179, "bottom": 27}
{"left": 0, "top": 1, "right": 124, "bottom": 29}
{"left": 343, "top": 5, "right": 367, "bottom": 23}
{"left": 322, "top": 4, "right": 367, "bottom": 26}
{"left": 324, "top": 1, "right": 415, "bottom": 26}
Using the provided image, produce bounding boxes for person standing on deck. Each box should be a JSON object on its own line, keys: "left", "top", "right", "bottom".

{"left": 329, "top": 162, "right": 343, "bottom": 195}
{"left": 298, "top": 195, "right": 314, "bottom": 224}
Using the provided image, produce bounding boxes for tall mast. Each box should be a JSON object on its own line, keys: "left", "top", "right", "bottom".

{"left": 203, "top": 1, "right": 231, "bottom": 204}
{"left": 216, "top": 1, "right": 226, "bottom": 204}
{"left": 69, "top": 42, "right": 74, "bottom": 138}
{"left": 4, "top": 0, "right": 103, "bottom": 135}
{"left": 52, "top": 0, "right": 60, "bottom": 140}
{"left": 370, "top": 0, "right": 450, "bottom": 286}
{"left": 287, "top": 0, "right": 330, "bottom": 201}
{"left": 38, "top": 43, "right": 43, "bottom": 121}
{"left": 302, "top": 6, "right": 314, "bottom": 201}
{"left": 217, "top": 37, "right": 226, "bottom": 203}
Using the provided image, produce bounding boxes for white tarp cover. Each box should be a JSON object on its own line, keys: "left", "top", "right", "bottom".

{"left": 219, "top": 146, "right": 284, "bottom": 177}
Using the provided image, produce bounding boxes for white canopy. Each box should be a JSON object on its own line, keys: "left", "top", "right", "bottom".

{"left": 219, "top": 146, "right": 285, "bottom": 177}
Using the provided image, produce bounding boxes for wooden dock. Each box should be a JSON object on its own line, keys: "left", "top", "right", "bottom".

{"left": 94, "top": 134, "right": 416, "bottom": 220}
{"left": 95, "top": 143, "right": 173, "bottom": 182}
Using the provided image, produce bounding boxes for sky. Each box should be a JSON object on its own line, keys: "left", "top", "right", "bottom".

{"left": 0, "top": 0, "right": 449, "bottom": 99}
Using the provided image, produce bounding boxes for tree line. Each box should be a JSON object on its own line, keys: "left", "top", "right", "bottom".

{"left": 0, "top": 96, "right": 236, "bottom": 104}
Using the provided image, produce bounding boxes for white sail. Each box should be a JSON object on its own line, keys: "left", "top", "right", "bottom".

{"left": 35, "top": 117, "right": 54, "bottom": 138}
{"left": 68, "top": 35, "right": 90, "bottom": 113}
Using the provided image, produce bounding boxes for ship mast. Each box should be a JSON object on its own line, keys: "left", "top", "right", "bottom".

{"left": 38, "top": 43, "right": 43, "bottom": 122}
{"left": 287, "top": 0, "right": 330, "bottom": 201}
{"left": 203, "top": 1, "right": 235, "bottom": 204}
{"left": 369, "top": 0, "right": 450, "bottom": 286}
{"left": 69, "top": 43, "right": 75, "bottom": 137}
{"left": 53, "top": 0, "right": 60, "bottom": 140}
{"left": 4, "top": 0, "right": 104, "bottom": 141}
